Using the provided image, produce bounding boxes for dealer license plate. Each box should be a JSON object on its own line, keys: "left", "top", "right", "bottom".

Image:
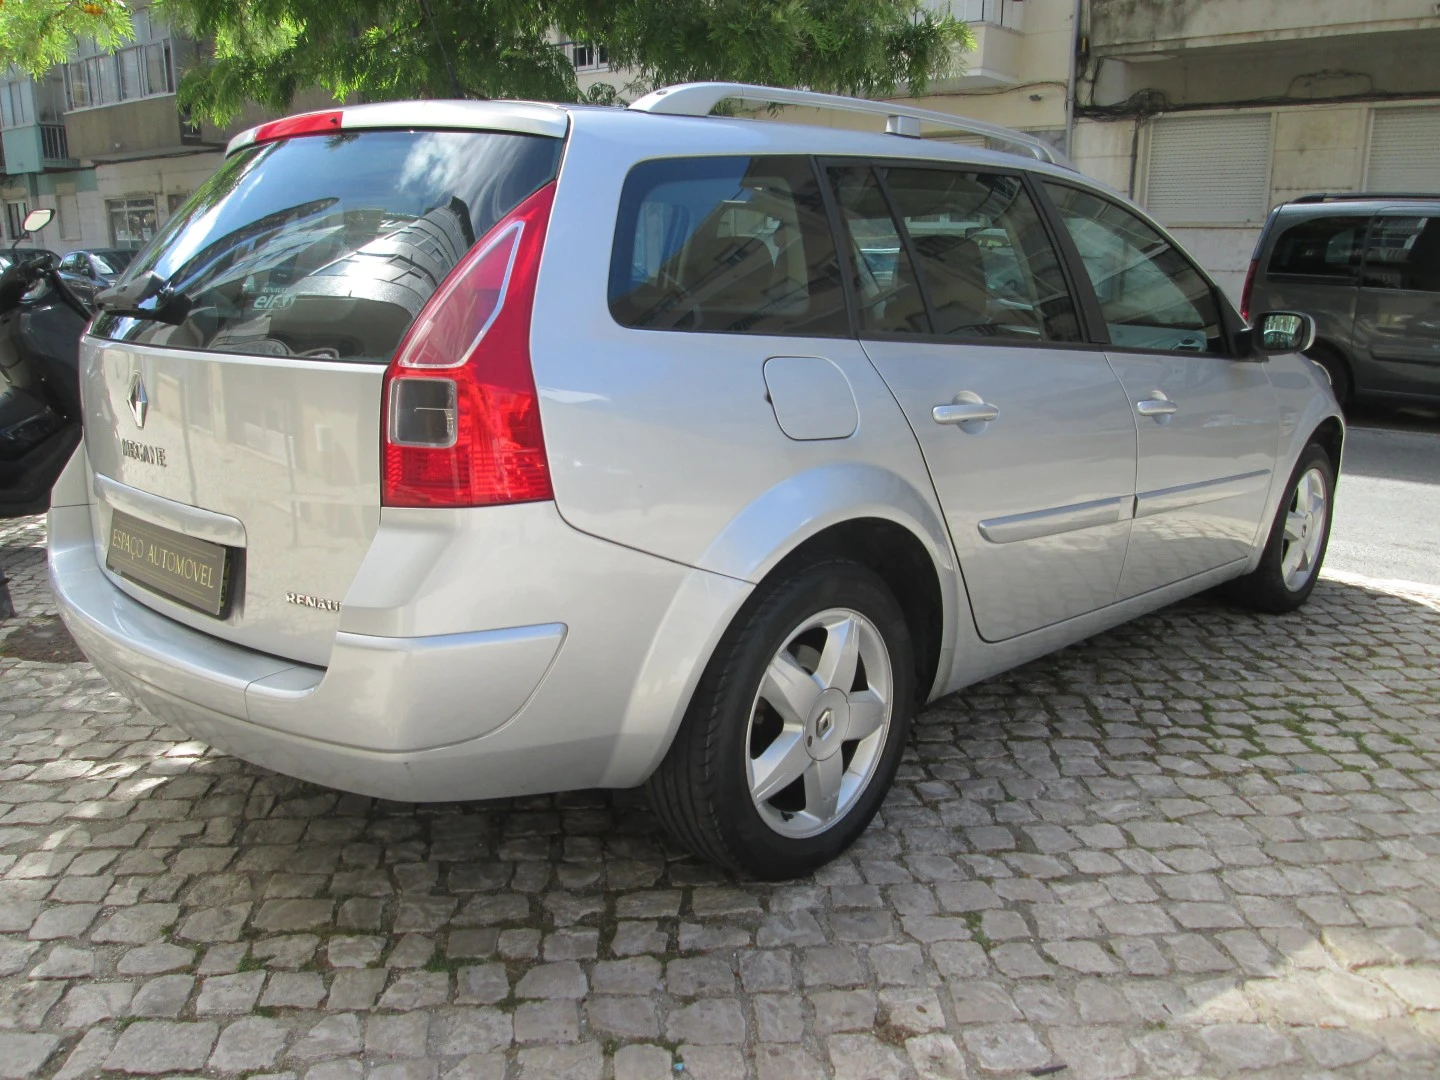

{"left": 105, "top": 510, "right": 230, "bottom": 617}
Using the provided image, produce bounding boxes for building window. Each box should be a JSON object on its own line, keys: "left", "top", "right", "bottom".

{"left": 570, "top": 43, "right": 608, "bottom": 71}
{"left": 5, "top": 201, "right": 29, "bottom": 240}
{"left": 58, "top": 193, "right": 81, "bottom": 239}
{"left": 108, "top": 196, "right": 157, "bottom": 248}
{"left": 65, "top": 39, "right": 174, "bottom": 110}
{"left": 0, "top": 79, "right": 36, "bottom": 128}
{"left": 1145, "top": 113, "right": 1272, "bottom": 225}
{"left": 166, "top": 192, "right": 190, "bottom": 217}
{"left": 1367, "top": 107, "right": 1440, "bottom": 193}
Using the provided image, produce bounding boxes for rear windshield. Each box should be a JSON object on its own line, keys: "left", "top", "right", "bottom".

{"left": 92, "top": 130, "right": 562, "bottom": 362}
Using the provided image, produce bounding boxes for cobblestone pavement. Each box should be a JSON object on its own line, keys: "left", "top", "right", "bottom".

{"left": 4, "top": 513, "right": 1440, "bottom": 1079}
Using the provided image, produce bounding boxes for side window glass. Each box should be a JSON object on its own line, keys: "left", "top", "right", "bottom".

{"left": 1364, "top": 216, "right": 1440, "bottom": 293}
{"left": 1268, "top": 215, "right": 1363, "bottom": 279}
{"left": 60, "top": 253, "right": 81, "bottom": 272}
{"left": 884, "top": 168, "right": 1081, "bottom": 342}
{"left": 1044, "top": 182, "right": 1226, "bottom": 355}
{"left": 826, "top": 165, "right": 930, "bottom": 335}
{"left": 608, "top": 156, "right": 849, "bottom": 336}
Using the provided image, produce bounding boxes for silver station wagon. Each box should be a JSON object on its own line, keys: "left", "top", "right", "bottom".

{"left": 48, "top": 83, "right": 1342, "bottom": 878}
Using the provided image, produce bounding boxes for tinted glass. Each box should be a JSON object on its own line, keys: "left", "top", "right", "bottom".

{"left": 609, "top": 156, "right": 848, "bottom": 336}
{"left": 1044, "top": 182, "right": 1225, "bottom": 354}
{"left": 92, "top": 131, "right": 563, "bottom": 361}
{"left": 827, "top": 164, "right": 929, "bottom": 334}
{"left": 92, "top": 250, "right": 134, "bottom": 275}
{"left": 884, "top": 168, "right": 1081, "bottom": 342}
{"left": 1363, "top": 216, "right": 1440, "bottom": 293}
{"left": 1268, "top": 215, "right": 1364, "bottom": 279}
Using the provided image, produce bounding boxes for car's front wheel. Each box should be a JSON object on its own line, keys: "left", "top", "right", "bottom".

{"left": 1222, "top": 441, "right": 1336, "bottom": 613}
{"left": 647, "top": 559, "right": 915, "bottom": 879}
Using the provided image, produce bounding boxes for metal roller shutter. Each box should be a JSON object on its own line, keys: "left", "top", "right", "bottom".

{"left": 1368, "top": 107, "right": 1440, "bottom": 193}
{"left": 1145, "top": 113, "right": 1272, "bottom": 225}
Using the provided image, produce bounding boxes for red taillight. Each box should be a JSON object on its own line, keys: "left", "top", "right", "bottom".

{"left": 382, "top": 183, "right": 556, "bottom": 508}
{"left": 252, "top": 110, "right": 344, "bottom": 145}
{"left": 1240, "top": 258, "right": 1258, "bottom": 322}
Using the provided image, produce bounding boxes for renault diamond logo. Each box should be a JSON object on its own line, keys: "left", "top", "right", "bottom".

{"left": 127, "top": 373, "right": 148, "bottom": 429}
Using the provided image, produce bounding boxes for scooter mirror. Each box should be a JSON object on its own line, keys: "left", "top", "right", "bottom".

{"left": 21, "top": 208, "right": 53, "bottom": 234}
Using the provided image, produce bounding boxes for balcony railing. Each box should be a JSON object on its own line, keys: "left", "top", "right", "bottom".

{"left": 932, "top": 0, "right": 1025, "bottom": 31}
{"left": 39, "top": 123, "right": 68, "bottom": 161}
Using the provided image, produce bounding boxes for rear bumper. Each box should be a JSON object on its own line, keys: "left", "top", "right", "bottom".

{"left": 48, "top": 463, "right": 750, "bottom": 802}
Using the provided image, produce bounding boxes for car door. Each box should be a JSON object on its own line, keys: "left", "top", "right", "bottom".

{"left": 827, "top": 162, "right": 1138, "bottom": 642}
{"left": 1353, "top": 211, "right": 1440, "bottom": 400}
{"left": 57, "top": 253, "right": 92, "bottom": 304}
{"left": 1041, "top": 182, "right": 1279, "bottom": 599}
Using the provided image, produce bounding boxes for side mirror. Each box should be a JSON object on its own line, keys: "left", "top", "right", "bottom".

{"left": 21, "top": 208, "right": 53, "bottom": 235}
{"left": 1254, "top": 311, "right": 1316, "bottom": 355}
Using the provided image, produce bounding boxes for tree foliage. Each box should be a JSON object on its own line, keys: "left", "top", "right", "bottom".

{"left": 0, "top": 0, "right": 132, "bottom": 75}
{"left": 1, "top": 0, "right": 973, "bottom": 125}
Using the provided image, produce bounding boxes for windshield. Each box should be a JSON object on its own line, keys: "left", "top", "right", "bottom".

{"left": 92, "top": 129, "right": 563, "bottom": 362}
{"left": 92, "top": 251, "right": 135, "bottom": 275}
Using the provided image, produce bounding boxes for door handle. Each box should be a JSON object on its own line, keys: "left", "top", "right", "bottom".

{"left": 933, "top": 393, "right": 999, "bottom": 427}
{"left": 1135, "top": 392, "right": 1178, "bottom": 419}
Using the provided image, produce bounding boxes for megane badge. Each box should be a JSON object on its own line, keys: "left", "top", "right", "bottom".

{"left": 127, "top": 373, "right": 148, "bottom": 429}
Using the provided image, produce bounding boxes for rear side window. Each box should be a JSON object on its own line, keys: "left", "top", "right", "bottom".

{"left": 608, "top": 156, "right": 849, "bottom": 336}
{"left": 1267, "top": 215, "right": 1364, "bottom": 280}
{"left": 92, "top": 130, "right": 563, "bottom": 361}
{"left": 1363, "top": 216, "right": 1440, "bottom": 293}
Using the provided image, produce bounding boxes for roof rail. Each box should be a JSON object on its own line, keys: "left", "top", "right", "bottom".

{"left": 1291, "top": 191, "right": 1439, "bottom": 203}
{"left": 627, "top": 82, "right": 1073, "bottom": 169}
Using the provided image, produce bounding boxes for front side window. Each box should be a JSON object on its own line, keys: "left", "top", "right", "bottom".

{"left": 1267, "top": 215, "right": 1364, "bottom": 280}
{"left": 1363, "top": 216, "right": 1440, "bottom": 293}
{"left": 93, "top": 130, "right": 563, "bottom": 362}
{"left": 883, "top": 167, "right": 1081, "bottom": 342}
{"left": 1045, "top": 182, "right": 1225, "bottom": 354}
{"left": 609, "top": 156, "right": 848, "bottom": 337}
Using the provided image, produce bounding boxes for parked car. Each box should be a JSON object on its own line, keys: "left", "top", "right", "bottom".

{"left": 1243, "top": 192, "right": 1440, "bottom": 407}
{"left": 57, "top": 248, "right": 137, "bottom": 307}
{"left": 47, "top": 86, "right": 1341, "bottom": 878}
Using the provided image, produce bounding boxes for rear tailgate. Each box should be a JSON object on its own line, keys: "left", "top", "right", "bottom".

{"left": 84, "top": 339, "right": 383, "bottom": 666}
{"left": 81, "top": 115, "right": 565, "bottom": 666}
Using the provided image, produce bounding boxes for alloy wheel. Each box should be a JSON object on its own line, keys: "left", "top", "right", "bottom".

{"left": 1281, "top": 466, "right": 1328, "bottom": 591}
{"left": 744, "top": 608, "right": 893, "bottom": 838}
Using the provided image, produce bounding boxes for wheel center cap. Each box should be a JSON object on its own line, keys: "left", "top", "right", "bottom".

{"left": 806, "top": 687, "right": 850, "bottom": 759}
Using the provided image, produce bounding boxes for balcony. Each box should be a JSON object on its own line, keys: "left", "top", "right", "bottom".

{"left": 1, "top": 122, "right": 77, "bottom": 175}
{"left": 923, "top": 0, "right": 1028, "bottom": 89}
{"left": 1089, "top": 0, "right": 1440, "bottom": 56}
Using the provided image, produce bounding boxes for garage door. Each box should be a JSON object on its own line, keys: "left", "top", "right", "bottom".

{"left": 1368, "top": 107, "right": 1440, "bottom": 193}
{"left": 1145, "top": 113, "right": 1272, "bottom": 225}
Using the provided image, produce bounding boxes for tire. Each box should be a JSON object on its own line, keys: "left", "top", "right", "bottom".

{"left": 1305, "top": 345, "right": 1352, "bottom": 408}
{"left": 646, "top": 559, "right": 915, "bottom": 880}
{"left": 1221, "top": 441, "right": 1336, "bottom": 614}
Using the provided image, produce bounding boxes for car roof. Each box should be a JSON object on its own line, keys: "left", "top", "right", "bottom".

{"left": 1279, "top": 193, "right": 1440, "bottom": 215}
{"left": 224, "top": 94, "right": 1084, "bottom": 185}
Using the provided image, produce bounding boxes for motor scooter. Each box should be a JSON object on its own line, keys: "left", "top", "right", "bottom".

{"left": 0, "top": 208, "right": 92, "bottom": 518}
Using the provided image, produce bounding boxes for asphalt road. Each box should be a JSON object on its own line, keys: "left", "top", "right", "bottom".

{"left": 1328, "top": 414, "right": 1440, "bottom": 586}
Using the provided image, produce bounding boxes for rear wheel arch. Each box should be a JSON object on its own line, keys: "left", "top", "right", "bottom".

{"left": 762, "top": 517, "right": 946, "bottom": 707}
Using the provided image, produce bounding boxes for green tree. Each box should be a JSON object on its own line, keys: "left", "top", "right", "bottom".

{"left": 2, "top": 1, "right": 973, "bottom": 125}
{"left": 0, "top": 0, "right": 132, "bottom": 75}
